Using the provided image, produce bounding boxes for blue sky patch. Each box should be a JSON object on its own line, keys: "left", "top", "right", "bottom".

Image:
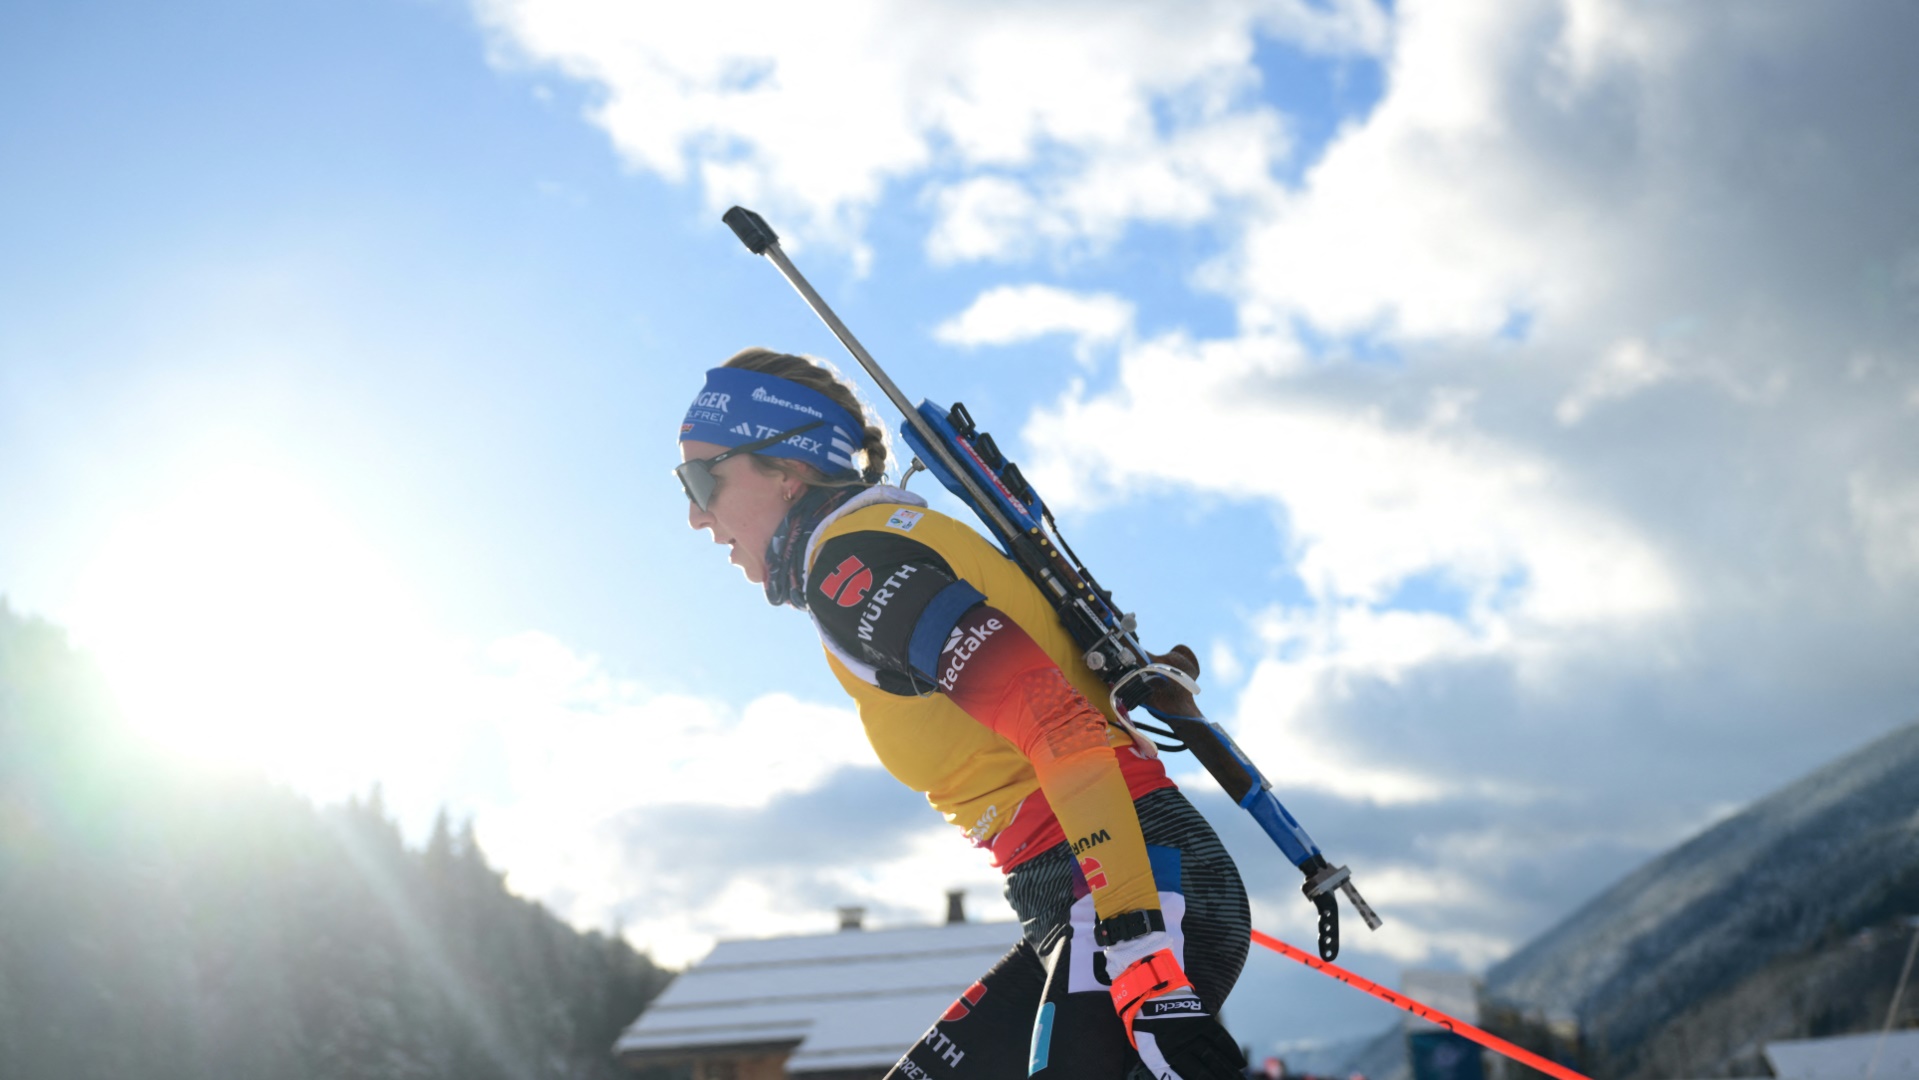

{"left": 1250, "top": 40, "right": 1386, "bottom": 186}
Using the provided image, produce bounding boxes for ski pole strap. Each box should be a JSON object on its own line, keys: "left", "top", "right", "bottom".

{"left": 1109, "top": 948, "right": 1192, "bottom": 1047}
{"left": 1248, "top": 930, "right": 1591, "bottom": 1080}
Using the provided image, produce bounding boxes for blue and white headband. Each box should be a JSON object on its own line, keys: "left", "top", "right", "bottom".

{"left": 679, "top": 366, "right": 863, "bottom": 477}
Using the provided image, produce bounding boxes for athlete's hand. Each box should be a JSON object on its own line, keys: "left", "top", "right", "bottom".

{"left": 1106, "top": 937, "right": 1245, "bottom": 1079}
{"left": 1145, "top": 644, "right": 1201, "bottom": 717}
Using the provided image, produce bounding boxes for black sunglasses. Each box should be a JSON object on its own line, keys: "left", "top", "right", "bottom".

{"left": 675, "top": 420, "right": 824, "bottom": 512}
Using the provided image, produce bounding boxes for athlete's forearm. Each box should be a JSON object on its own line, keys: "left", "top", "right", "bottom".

{"left": 941, "top": 606, "right": 1159, "bottom": 917}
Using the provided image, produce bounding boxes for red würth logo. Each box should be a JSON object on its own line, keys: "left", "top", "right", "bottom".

{"left": 821, "top": 555, "right": 874, "bottom": 608}
{"left": 941, "top": 981, "right": 988, "bottom": 1022}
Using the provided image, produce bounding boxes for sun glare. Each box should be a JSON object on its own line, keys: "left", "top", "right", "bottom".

{"left": 71, "top": 463, "right": 460, "bottom": 802}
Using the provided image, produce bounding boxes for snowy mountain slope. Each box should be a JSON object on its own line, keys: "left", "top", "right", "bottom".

{"left": 1624, "top": 920, "right": 1919, "bottom": 1078}
{"left": 1482, "top": 719, "right": 1919, "bottom": 1072}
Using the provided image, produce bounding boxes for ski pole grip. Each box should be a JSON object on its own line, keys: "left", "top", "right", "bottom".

{"left": 723, "top": 206, "right": 780, "bottom": 254}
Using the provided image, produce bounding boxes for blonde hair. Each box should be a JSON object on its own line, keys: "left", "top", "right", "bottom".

{"left": 721, "top": 347, "right": 889, "bottom": 487}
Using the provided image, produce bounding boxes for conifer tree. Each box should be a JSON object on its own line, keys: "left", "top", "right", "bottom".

{"left": 0, "top": 599, "right": 673, "bottom": 1080}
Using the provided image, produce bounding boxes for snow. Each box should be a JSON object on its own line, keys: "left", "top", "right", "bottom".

{"left": 615, "top": 920, "right": 1019, "bottom": 1071}
{"left": 1766, "top": 1030, "right": 1919, "bottom": 1080}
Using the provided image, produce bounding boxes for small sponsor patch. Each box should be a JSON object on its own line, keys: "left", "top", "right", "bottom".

{"left": 885, "top": 508, "right": 923, "bottom": 532}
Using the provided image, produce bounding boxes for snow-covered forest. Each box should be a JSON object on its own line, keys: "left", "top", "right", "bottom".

{"left": 0, "top": 600, "right": 672, "bottom": 1080}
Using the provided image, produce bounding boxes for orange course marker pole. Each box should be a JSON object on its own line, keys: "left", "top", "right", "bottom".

{"left": 1249, "top": 930, "right": 1592, "bottom": 1080}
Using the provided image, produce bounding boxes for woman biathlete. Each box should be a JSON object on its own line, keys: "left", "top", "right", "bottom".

{"left": 676, "top": 348, "right": 1251, "bottom": 1079}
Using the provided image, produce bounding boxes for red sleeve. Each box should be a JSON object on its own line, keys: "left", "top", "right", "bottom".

{"left": 939, "top": 605, "right": 1160, "bottom": 917}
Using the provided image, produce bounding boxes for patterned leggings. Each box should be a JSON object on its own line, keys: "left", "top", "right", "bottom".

{"left": 885, "top": 788, "right": 1251, "bottom": 1079}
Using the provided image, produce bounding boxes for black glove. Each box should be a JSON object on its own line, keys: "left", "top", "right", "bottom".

{"left": 1145, "top": 644, "right": 1202, "bottom": 717}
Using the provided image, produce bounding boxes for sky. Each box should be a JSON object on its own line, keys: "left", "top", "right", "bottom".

{"left": 4, "top": 0, "right": 1918, "bottom": 1051}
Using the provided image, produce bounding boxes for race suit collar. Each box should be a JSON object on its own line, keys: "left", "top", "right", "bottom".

{"left": 801, "top": 484, "right": 928, "bottom": 576}
{"left": 763, "top": 485, "right": 863, "bottom": 609}
{"left": 762, "top": 482, "right": 929, "bottom": 611}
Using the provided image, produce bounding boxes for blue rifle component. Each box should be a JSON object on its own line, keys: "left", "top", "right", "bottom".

{"left": 1209, "top": 715, "right": 1321, "bottom": 866}
{"left": 899, "top": 400, "right": 1041, "bottom": 550}
{"left": 902, "top": 398, "right": 1334, "bottom": 873}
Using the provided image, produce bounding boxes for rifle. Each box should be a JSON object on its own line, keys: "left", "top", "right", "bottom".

{"left": 722, "top": 206, "right": 1381, "bottom": 960}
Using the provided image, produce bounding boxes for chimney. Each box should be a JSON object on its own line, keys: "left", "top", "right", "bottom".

{"left": 945, "top": 889, "right": 966, "bottom": 925}
{"left": 837, "top": 905, "right": 866, "bottom": 931}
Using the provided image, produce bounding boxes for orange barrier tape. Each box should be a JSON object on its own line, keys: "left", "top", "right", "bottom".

{"left": 1249, "top": 930, "right": 1591, "bottom": 1080}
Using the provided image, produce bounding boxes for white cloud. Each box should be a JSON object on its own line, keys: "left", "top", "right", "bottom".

{"left": 1006, "top": 0, "right": 1919, "bottom": 658}
{"left": 977, "top": 0, "right": 1919, "bottom": 975}
{"left": 477, "top": 631, "right": 876, "bottom": 815}
{"left": 1849, "top": 472, "right": 1919, "bottom": 587}
{"left": 475, "top": 0, "right": 1388, "bottom": 260}
{"left": 1556, "top": 338, "right": 1672, "bottom": 425}
{"left": 934, "top": 284, "right": 1134, "bottom": 362}
{"left": 1022, "top": 330, "right": 1681, "bottom": 624}
{"left": 1216, "top": 4, "right": 1575, "bottom": 338}
{"left": 452, "top": 632, "right": 998, "bottom": 966}
{"left": 923, "top": 108, "right": 1294, "bottom": 263}
{"left": 1226, "top": 637, "right": 1481, "bottom": 806}
{"left": 925, "top": 177, "right": 1050, "bottom": 264}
